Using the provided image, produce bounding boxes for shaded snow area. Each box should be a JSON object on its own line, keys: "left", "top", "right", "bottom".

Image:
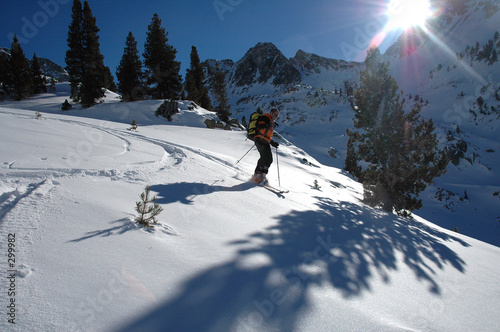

{"left": 1, "top": 84, "right": 499, "bottom": 332}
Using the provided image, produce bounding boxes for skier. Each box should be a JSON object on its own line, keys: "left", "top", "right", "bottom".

{"left": 252, "top": 108, "right": 280, "bottom": 184}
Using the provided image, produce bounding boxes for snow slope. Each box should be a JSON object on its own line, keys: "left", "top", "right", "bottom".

{"left": 1, "top": 84, "right": 499, "bottom": 331}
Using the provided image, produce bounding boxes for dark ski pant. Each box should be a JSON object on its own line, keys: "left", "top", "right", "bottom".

{"left": 254, "top": 139, "right": 273, "bottom": 174}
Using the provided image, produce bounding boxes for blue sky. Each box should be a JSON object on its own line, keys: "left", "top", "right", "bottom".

{"left": 0, "top": 0, "right": 402, "bottom": 78}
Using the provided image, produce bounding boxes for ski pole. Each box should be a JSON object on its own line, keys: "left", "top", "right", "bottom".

{"left": 236, "top": 145, "right": 255, "bottom": 164}
{"left": 275, "top": 147, "right": 281, "bottom": 187}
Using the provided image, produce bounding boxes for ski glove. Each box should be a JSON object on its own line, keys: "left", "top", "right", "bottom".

{"left": 271, "top": 141, "right": 279, "bottom": 148}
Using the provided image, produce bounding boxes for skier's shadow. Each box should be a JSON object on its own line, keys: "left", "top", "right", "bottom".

{"left": 150, "top": 181, "right": 255, "bottom": 205}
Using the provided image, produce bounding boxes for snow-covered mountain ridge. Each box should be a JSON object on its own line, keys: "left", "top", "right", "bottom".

{"left": 1, "top": 82, "right": 499, "bottom": 332}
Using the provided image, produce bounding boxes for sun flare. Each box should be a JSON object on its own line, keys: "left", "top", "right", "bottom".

{"left": 386, "top": 0, "right": 433, "bottom": 31}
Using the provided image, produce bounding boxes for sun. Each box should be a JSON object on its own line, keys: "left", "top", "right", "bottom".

{"left": 385, "top": 0, "right": 433, "bottom": 31}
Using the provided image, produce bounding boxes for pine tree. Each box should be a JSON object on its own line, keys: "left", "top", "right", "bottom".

{"left": 346, "top": 48, "right": 448, "bottom": 215}
{"left": 185, "top": 46, "right": 212, "bottom": 109}
{"left": 31, "top": 53, "right": 47, "bottom": 94}
{"left": 210, "top": 63, "right": 231, "bottom": 122}
{"left": 116, "top": 32, "right": 144, "bottom": 101}
{"left": 491, "top": 48, "right": 498, "bottom": 64}
{"left": 65, "top": 0, "right": 85, "bottom": 100}
{"left": 184, "top": 47, "right": 198, "bottom": 102}
{"left": 344, "top": 129, "right": 362, "bottom": 177}
{"left": 129, "top": 120, "right": 138, "bottom": 131}
{"left": 62, "top": 99, "right": 72, "bottom": 111}
{"left": 135, "top": 186, "right": 163, "bottom": 227}
{"left": 0, "top": 50, "right": 11, "bottom": 100}
{"left": 8, "top": 35, "right": 32, "bottom": 100}
{"left": 48, "top": 77, "right": 56, "bottom": 92}
{"left": 103, "top": 66, "right": 117, "bottom": 92}
{"left": 65, "top": 0, "right": 107, "bottom": 107}
{"left": 143, "top": 13, "right": 182, "bottom": 100}
{"left": 80, "top": 0, "right": 106, "bottom": 108}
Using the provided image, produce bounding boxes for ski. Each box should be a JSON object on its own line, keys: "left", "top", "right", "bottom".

{"left": 258, "top": 182, "right": 289, "bottom": 194}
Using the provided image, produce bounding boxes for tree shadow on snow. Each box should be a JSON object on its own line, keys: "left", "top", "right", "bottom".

{"left": 118, "top": 197, "right": 470, "bottom": 332}
{"left": 68, "top": 217, "right": 138, "bottom": 242}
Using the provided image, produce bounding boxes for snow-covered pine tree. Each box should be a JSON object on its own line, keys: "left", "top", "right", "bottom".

{"left": 185, "top": 46, "right": 212, "bottom": 109}
{"left": 116, "top": 32, "right": 144, "bottom": 101}
{"left": 143, "top": 13, "right": 182, "bottom": 100}
{"left": 210, "top": 63, "right": 231, "bottom": 123}
{"left": 135, "top": 186, "right": 163, "bottom": 227}
{"left": 346, "top": 48, "right": 448, "bottom": 216}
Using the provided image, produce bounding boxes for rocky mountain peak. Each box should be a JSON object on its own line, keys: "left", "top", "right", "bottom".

{"left": 230, "top": 42, "right": 300, "bottom": 87}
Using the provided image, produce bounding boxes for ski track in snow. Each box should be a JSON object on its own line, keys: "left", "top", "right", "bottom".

{"left": 0, "top": 174, "right": 70, "bottom": 329}
{"left": 3, "top": 115, "right": 169, "bottom": 180}
{"left": 0, "top": 112, "right": 248, "bottom": 215}
{"left": 0, "top": 108, "right": 259, "bottom": 204}
{"left": 0, "top": 180, "right": 48, "bottom": 225}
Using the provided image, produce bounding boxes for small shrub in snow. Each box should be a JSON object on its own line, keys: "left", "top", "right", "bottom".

{"left": 135, "top": 186, "right": 163, "bottom": 228}
{"left": 61, "top": 99, "right": 72, "bottom": 111}
{"left": 129, "top": 120, "right": 138, "bottom": 131}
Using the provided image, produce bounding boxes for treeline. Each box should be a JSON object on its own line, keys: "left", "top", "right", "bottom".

{"left": 0, "top": 38, "right": 50, "bottom": 101}
{"left": 2, "top": 0, "right": 230, "bottom": 119}
{"left": 115, "top": 13, "right": 229, "bottom": 120}
{"left": 457, "top": 31, "right": 499, "bottom": 65}
{"left": 68, "top": 0, "right": 228, "bottom": 118}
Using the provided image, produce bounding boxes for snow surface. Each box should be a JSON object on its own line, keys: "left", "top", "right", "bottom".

{"left": 1, "top": 83, "right": 500, "bottom": 331}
